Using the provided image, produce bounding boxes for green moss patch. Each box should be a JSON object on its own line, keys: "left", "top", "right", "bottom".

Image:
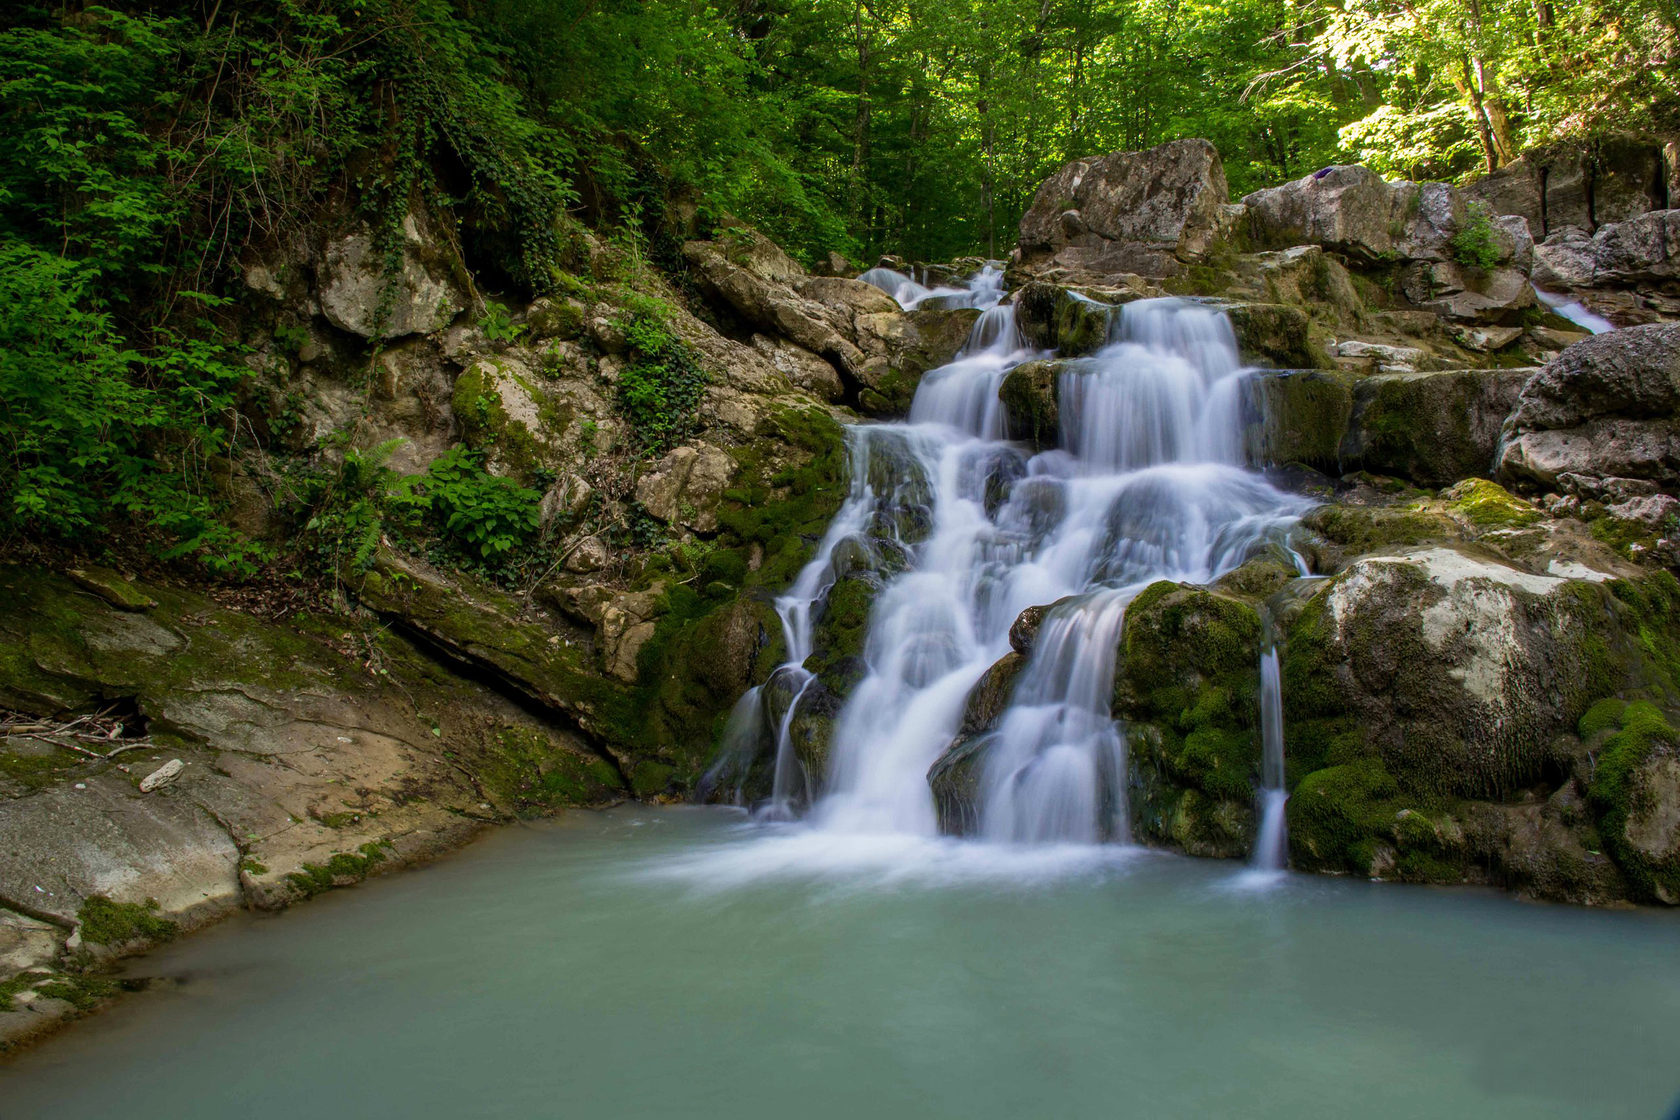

{"left": 76, "top": 896, "right": 178, "bottom": 946}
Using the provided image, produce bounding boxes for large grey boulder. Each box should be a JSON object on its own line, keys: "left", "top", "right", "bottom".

{"left": 319, "top": 211, "right": 468, "bottom": 340}
{"left": 1242, "top": 167, "right": 1534, "bottom": 323}
{"left": 682, "top": 229, "right": 975, "bottom": 413}
{"left": 1499, "top": 323, "right": 1680, "bottom": 488}
{"left": 1535, "top": 210, "right": 1680, "bottom": 293}
{"left": 1016, "top": 139, "right": 1233, "bottom": 278}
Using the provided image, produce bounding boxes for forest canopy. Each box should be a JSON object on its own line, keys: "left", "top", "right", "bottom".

{"left": 0, "top": 0, "right": 1674, "bottom": 556}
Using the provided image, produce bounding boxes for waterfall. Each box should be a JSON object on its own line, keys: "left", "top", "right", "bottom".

{"left": 1533, "top": 286, "right": 1614, "bottom": 334}
{"left": 713, "top": 271, "right": 1311, "bottom": 851}
{"left": 1251, "top": 644, "right": 1288, "bottom": 871}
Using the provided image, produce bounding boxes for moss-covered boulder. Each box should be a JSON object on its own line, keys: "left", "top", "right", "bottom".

{"left": 1113, "top": 582, "right": 1264, "bottom": 857}
{"left": 1224, "top": 303, "right": 1331, "bottom": 369}
{"left": 1245, "top": 369, "right": 1354, "bottom": 471}
{"left": 805, "top": 572, "right": 882, "bottom": 695}
{"left": 1016, "top": 284, "right": 1126, "bottom": 356}
{"left": 1340, "top": 368, "right": 1533, "bottom": 488}
{"left": 999, "top": 360, "right": 1062, "bottom": 449}
{"left": 451, "top": 355, "right": 559, "bottom": 479}
{"left": 1279, "top": 555, "right": 1680, "bottom": 900}
{"left": 1582, "top": 699, "right": 1680, "bottom": 903}
{"left": 1282, "top": 548, "right": 1617, "bottom": 799}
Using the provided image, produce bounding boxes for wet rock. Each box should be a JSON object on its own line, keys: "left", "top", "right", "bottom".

{"left": 1499, "top": 323, "right": 1680, "bottom": 489}
{"left": 961, "top": 652, "right": 1026, "bottom": 736}
{"left": 928, "top": 734, "right": 990, "bottom": 836}
{"left": 1017, "top": 139, "right": 1232, "bottom": 277}
{"left": 1015, "top": 282, "right": 1136, "bottom": 354}
{"left": 1340, "top": 367, "right": 1533, "bottom": 487}
{"left": 1114, "top": 582, "right": 1263, "bottom": 858}
{"left": 1245, "top": 369, "right": 1354, "bottom": 472}
{"left": 999, "top": 360, "right": 1062, "bottom": 449}
{"left": 319, "top": 211, "right": 467, "bottom": 340}
{"left": 1224, "top": 303, "right": 1326, "bottom": 368}
{"left": 1009, "top": 605, "right": 1048, "bottom": 656}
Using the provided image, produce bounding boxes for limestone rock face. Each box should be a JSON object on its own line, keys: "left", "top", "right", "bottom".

{"left": 1535, "top": 210, "right": 1680, "bottom": 297}
{"left": 1499, "top": 323, "right": 1680, "bottom": 488}
{"left": 1338, "top": 367, "right": 1533, "bottom": 487}
{"left": 1464, "top": 136, "right": 1669, "bottom": 238}
{"left": 319, "top": 212, "right": 467, "bottom": 339}
{"left": 0, "top": 560, "right": 628, "bottom": 1032}
{"left": 1017, "top": 139, "right": 1232, "bottom": 277}
{"left": 634, "top": 444, "right": 738, "bottom": 533}
{"left": 682, "top": 228, "right": 974, "bottom": 413}
{"left": 1243, "top": 168, "right": 1534, "bottom": 323}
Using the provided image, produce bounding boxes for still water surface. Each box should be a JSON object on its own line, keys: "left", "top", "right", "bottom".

{"left": 5, "top": 807, "right": 1679, "bottom": 1119}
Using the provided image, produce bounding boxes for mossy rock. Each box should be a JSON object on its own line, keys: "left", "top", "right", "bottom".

{"left": 1286, "top": 757, "right": 1468, "bottom": 881}
{"left": 1441, "top": 478, "right": 1542, "bottom": 530}
{"left": 1015, "top": 283, "right": 1119, "bottom": 356}
{"left": 476, "top": 725, "right": 625, "bottom": 813}
{"left": 1339, "top": 368, "right": 1533, "bottom": 489}
{"left": 1245, "top": 369, "right": 1354, "bottom": 472}
{"left": 1113, "top": 582, "right": 1264, "bottom": 852}
{"left": 805, "top": 572, "right": 882, "bottom": 695}
{"left": 1297, "top": 501, "right": 1457, "bottom": 568}
{"left": 999, "top": 360, "right": 1061, "bottom": 450}
{"left": 1225, "top": 303, "right": 1332, "bottom": 369}
{"left": 1582, "top": 699, "right": 1680, "bottom": 903}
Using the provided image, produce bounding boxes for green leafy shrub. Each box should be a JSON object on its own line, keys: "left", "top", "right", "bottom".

{"left": 1450, "top": 202, "right": 1502, "bottom": 272}
{"left": 0, "top": 245, "right": 251, "bottom": 567}
{"left": 479, "top": 299, "right": 527, "bottom": 343}
{"left": 299, "top": 439, "right": 417, "bottom": 575}
{"left": 422, "top": 446, "right": 541, "bottom": 561}
{"left": 615, "top": 306, "right": 709, "bottom": 453}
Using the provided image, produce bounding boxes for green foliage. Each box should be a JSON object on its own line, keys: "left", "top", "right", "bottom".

{"left": 0, "top": 245, "right": 256, "bottom": 569}
{"left": 1450, "top": 202, "right": 1502, "bottom": 271}
{"left": 76, "top": 895, "right": 178, "bottom": 946}
{"left": 300, "top": 439, "right": 416, "bottom": 575}
{"left": 479, "top": 299, "right": 527, "bottom": 343}
{"left": 615, "top": 306, "right": 709, "bottom": 453}
{"left": 297, "top": 441, "right": 538, "bottom": 574}
{"left": 422, "top": 446, "right": 541, "bottom": 561}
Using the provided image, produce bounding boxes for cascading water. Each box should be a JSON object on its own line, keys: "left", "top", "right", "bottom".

{"left": 713, "top": 269, "right": 1312, "bottom": 857}
{"left": 1251, "top": 644, "right": 1288, "bottom": 871}
{"left": 859, "top": 264, "right": 1007, "bottom": 311}
{"left": 1533, "top": 286, "right": 1615, "bottom": 335}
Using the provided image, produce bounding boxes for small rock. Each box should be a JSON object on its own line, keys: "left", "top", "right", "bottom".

{"left": 1454, "top": 325, "right": 1523, "bottom": 352}
{"left": 563, "top": 536, "right": 610, "bottom": 574}
{"left": 139, "top": 759, "right": 185, "bottom": 793}
{"left": 1607, "top": 494, "right": 1680, "bottom": 527}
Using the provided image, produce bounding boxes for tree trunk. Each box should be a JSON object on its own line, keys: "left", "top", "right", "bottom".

{"left": 1451, "top": 59, "right": 1499, "bottom": 173}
